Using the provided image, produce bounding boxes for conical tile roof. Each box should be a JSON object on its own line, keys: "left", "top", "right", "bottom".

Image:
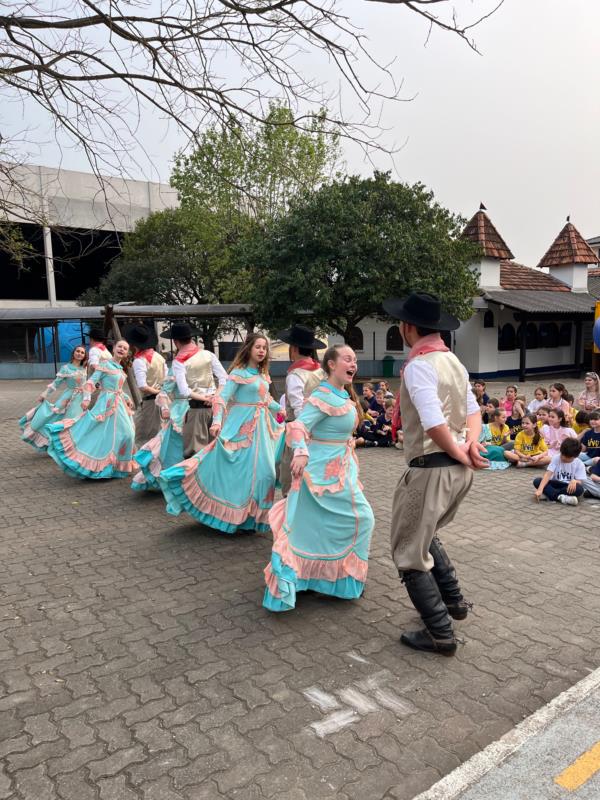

{"left": 462, "top": 209, "right": 514, "bottom": 260}
{"left": 538, "top": 222, "right": 598, "bottom": 268}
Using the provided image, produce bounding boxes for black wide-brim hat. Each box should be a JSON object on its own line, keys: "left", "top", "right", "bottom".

{"left": 124, "top": 324, "right": 157, "bottom": 349}
{"left": 276, "top": 323, "right": 326, "bottom": 350}
{"left": 88, "top": 327, "right": 107, "bottom": 342}
{"left": 382, "top": 292, "right": 460, "bottom": 332}
{"left": 161, "top": 322, "right": 204, "bottom": 340}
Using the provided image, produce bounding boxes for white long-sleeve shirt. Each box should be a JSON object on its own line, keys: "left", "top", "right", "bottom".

{"left": 172, "top": 352, "right": 228, "bottom": 398}
{"left": 132, "top": 357, "right": 168, "bottom": 390}
{"left": 403, "top": 359, "right": 479, "bottom": 433}
{"left": 285, "top": 372, "right": 306, "bottom": 418}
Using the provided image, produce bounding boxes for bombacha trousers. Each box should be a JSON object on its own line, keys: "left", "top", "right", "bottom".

{"left": 391, "top": 464, "right": 473, "bottom": 572}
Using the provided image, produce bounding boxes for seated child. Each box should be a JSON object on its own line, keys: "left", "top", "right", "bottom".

{"left": 479, "top": 423, "right": 510, "bottom": 470}
{"left": 582, "top": 457, "right": 600, "bottom": 498}
{"left": 572, "top": 410, "right": 590, "bottom": 436}
{"left": 378, "top": 380, "right": 395, "bottom": 400}
{"left": 488, "top": 408, "right": 511, "bottom": 448}
{"left": 372, "top": 401, "right": 394, "bottom": 447}
{"left": 533, "top": 437, "right": 585, "bottom": 505}
{"left": 580, "top": 410, "right": 600, "bottom": 465}
{"left": 541, "top": 409, "right": 577, "bottom": 452}
{"left": 483, "top": 397, "right": 499, "bottom": 424}
{"left": 504, "top": 414, "right": 550, "bottom": 468}
{"left": 536, "top": 405, "right": 550, "bottom": 429}
{"left": 528, "top": 387, "right": 548, "bottom": 414}
{"left": 506, "top": 395, "right": 526, "bottom": 440}
{"left": 473, "top": 380, "right": 490, "bottom": 407}
{"left": 355, "top": 399, "right": 375, "bottom": 446}
{"left": 368, "top": 388, "right": 386, "bottom": 418}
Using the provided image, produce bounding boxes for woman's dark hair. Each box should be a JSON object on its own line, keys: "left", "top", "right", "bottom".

{"left": 560, "top": 437, "right": 582, "bottom": 457}
{"left": 548, "top": 408, "right": 568, "bottom": 427}
{"left": 71, "top": 344, "right": 88, "bottom": 368}
{"left": 522, "top": 414, "right": 541, "bottom": 448}
{"left": 229, "top": 332, "right": 270, "bottom": 375}
{"left": 550, "top": 382, "right": 568, "bottom": 399}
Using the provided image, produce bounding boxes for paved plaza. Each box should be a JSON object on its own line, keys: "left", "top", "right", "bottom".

{"left": 1, "top": 379, "right": 600, "bottom": 800}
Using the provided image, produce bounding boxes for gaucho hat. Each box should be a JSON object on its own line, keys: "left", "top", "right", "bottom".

{"left": 124, "top": 324, "right": 156, "bottom": 349}
{"left": 382, "top": 292, "right": 460, "bottom": 332}
{"left": 88, "top": 327, "right": 108, "bottom": 342}
{"left": 276, "top": 323, "right": 325, "bottom": 350}
{"left": 161, "top": 322, "right": 203, "bottom": 340}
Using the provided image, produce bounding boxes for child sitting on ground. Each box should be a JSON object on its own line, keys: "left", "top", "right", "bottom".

{"left": 580, "top": 410, "right": 600, "bottom": 465}
{"left": 528, "top": 387, "right": 548, "bottom": 414}
{"left": 372, "top": 400, "right": 394, "bottom": 447}
{"left": 536, "top": 406, "right": 550, "bottom": 429}
{"left": 541, "top": 409, "right": 577, "bottom": 452}
{"left": 488, "top": 408, "right": 511, "bottom": 447}
{"left": 473, "top": 380, "right": 490, "bottom": 407}
{"left": 504, "top": 414, "right": 550, "bottom": 468}
{"left": 506, "top": 395, "right": 527, "bottom": 440}
{"left": 533, "top": 437, "right": 585, "bottom": 506}
{"left": 483, "top": 397, "right": 499, "bottom": 424}
{"left": 368, "top": 388, "right": 386, "bottom": 418}
{"left": 572, "top": 410, "right": 590, "bottom": 436}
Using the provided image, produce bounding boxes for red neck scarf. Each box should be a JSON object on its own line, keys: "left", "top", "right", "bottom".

{"left": 93, "top": 342, "right": 107, "bottom": 351}
{"left": 288, "top": 357, "right": 321, "bottom": 374}
{"left": 175, "top": 343, "right": 200, "bottom": 363}
{"left": 135, "top": 348, "right": 154, "bottom": 364}
{"left": 392, "top": 334, "right": 450, "bottom": 429}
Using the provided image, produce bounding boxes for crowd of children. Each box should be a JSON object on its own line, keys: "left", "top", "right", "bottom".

{"left": 473, "top": 372, "right": 600, "bottom": 506}
{"left": 357, "top": 371, "right": 600, "bottom": 508}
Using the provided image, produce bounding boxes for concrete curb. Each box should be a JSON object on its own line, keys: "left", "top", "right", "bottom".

{"left": 412, "top": 667, "right": 600, "bottom": 800}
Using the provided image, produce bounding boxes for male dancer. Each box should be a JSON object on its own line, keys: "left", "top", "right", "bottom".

{"left": 276, "top": 324, "right": 325, "bottom": 496}
{"left": 126, "top": 325, "right": 168, "bottom": 448}
{"left": 382, "top": 292, "right": 487, "bottom": 656}
{"left": 164, "top": 323, "right": 227, "bottom": 457}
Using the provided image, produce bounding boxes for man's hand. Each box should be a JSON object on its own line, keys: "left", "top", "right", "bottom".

{"left": 567, "top": 479, "right": 578, "bottom": 495}
{"left": 291, "top": 453, "right": 308, "bottom": 479}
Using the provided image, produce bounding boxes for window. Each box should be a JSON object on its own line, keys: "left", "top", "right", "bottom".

{"left": 539, "top": 322, "right": 559, "bottom": 349}
{"left": 483, "top": 310, "right": 495, "bottom": 328}
{"left": 559, "top": 323, "right": 572, "bottom": 347}
{"left": 516, "top": 323, "right": 538, "bottom": 349}
{"left": 498, "top": 323, "right": 516, "bottom": 351}
{"left": 345, "top": 326, "right": 364, "bottom": 351}
{"left": 386, "top": 325, "right": 404, "bottom": 351}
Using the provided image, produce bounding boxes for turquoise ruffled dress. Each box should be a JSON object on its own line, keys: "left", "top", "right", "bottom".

{"left": 46, "top": 359, "right": 136, "bottom": 479}
{"left": 131, "top": 372, "right": 189, "bottom": 492}
{"left": 263, "top": 381, "right": 375, "bottom": 612}
{"left": 159, "top": 367, "right": 284, "bottom": 533}
{"left": 19, "top": 363, "right": 87, "bottom": 452}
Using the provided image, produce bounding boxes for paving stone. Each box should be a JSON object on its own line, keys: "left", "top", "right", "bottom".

{"left": 3, "top": 378, "right": 600, "bottom": 800}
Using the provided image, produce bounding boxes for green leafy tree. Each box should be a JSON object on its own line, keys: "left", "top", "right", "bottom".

{"left": 241, "top": 172, "right": 480, "bottom": 341}
{"left": 79, "top": 207, "right": 253, "bottom": 346}
{"left": 171, "top": 104, "right": 340, "bottom": 225}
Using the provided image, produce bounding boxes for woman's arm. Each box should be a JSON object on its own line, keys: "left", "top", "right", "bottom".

{"left": 210, "top": 375, "right": 239, "bottom": 435}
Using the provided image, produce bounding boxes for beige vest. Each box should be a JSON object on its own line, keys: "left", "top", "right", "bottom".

{"left": 185, "top": 350, "right": 216, "bottom": 393}
{"left": 400, "top": 350, "right": 467, "bottom": 462}
{"left": 145, "top": 351, "right": 166, "bottom": 388}
{"left": 286, "top": 367, "right": 326, "bottom": 420}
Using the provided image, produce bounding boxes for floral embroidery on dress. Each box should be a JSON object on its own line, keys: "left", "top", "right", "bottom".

{"left": 324, "top": 456, "right": 344, "bottom": 481}
{"left": 239, "top": 420, "right": 255, "bottom": 438}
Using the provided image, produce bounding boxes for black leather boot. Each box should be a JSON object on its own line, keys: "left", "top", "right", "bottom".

{"left": 400, "top": 570, "right": 457, "bottom": 656}
{"left": 429, "top": 536, "right": 471, "bottom": 621}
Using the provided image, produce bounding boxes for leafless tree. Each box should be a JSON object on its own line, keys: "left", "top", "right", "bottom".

{"left": 0, "top": 0, "right": 502, "bottom": 252}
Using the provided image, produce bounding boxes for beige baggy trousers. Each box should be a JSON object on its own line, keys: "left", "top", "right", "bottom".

{"left": 134, "top": 397, "right": 162, "bottom": 449}
{"left": 391, "top": 464, "right": 473, "bottom": 573}
{"left": 182, "top": 406, "right": 213, "bottom": 458}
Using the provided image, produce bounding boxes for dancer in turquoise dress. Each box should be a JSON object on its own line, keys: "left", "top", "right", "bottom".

{"left": 46, "top": 339, "right": 136, "bottom": 479}
{"left": 20, "top": 345, "right": 88, "bottom": 452}
{"left": 263, "top": 345, "right": 375, "bottom": 611}
{"left": 159, "top": 333, "right": 284, "bottom": 533}
{"left": 131, "top": 370, "right": 190, "bottom": 492}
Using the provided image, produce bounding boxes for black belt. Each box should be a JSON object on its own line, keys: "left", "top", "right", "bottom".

{"left": 189, "top": 400, "right": 212, "bottom": 409}
{"left": 409, "top": 452, "right": 462, "bottom": 468}
{"left": 141, "top": 395, "right": 156, "bottom": 403}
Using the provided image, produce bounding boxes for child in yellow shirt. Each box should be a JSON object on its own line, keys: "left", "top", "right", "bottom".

{"left": 488, "top": 409, "right": 511, "bottom": 446}
{"left": 572, "top": 410, "right": 590, "bottom": 436}
{"left": 504, "top": 415, "right": 551, "bottom": 468}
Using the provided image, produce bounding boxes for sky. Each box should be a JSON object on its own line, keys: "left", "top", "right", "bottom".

{"left": 9, "top": 0, "right": 600, "bottom": 266}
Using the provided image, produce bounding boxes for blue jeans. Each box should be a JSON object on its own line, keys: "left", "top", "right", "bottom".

{"left": 533, "top": 477, "right": 584, "bottom": 502}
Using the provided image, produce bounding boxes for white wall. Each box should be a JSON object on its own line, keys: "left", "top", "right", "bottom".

{"left": 454, "top": 313, "right": 481, "bottom": 372}
{"left": 327, "top": 317, "right": 406, "bottom": 360}
{"left": 548, "top": 264, "right": 590, "bottom": 292}
{"left": 471, "top": 256, "right": 501, "bottom": 289}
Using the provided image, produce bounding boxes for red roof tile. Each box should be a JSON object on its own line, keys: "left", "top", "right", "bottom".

{"left": 537, "top": 222, "right": 598, "bottom": 268}
{"left": 462, "top": 209, "right": 514, "bottom": 260}
{"left": 499, "top": 261, "right": 570, "bottom": 292}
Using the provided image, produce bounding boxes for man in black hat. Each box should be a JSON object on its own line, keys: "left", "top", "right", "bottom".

{"left": 125, "top": 324, "right": 167, "bottom": 448}
{"left": 276, "top": 324, "right": 326, "bottom": 496}
{"left": 382, "top": 292, "right": 487, "bottom": 656}
{"left": 163, "top": 323, "right": 227, "bottom": 457}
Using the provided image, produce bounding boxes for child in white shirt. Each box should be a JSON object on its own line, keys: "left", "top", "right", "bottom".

{"left": 533, "top": 438, "right": 585, "bottom": 506}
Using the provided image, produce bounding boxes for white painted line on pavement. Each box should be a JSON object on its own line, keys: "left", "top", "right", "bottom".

{"left": 411, "top": 666, "right": 600, "bottom": 800}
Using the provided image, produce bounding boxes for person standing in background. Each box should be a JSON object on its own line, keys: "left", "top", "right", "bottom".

{"left": 126, "top": 325, "right": 168, "bottom": 449}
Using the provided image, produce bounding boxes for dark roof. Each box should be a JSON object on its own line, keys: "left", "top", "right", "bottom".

{"left": 484, "top": 289, "right": 595, "bottom": 315}
{"left": 0, "top": 304, "right": 253, "bottom": 324}
{"left": 587, "top": 235, "right": 600, "bottom": 247}
{"left": 538, "top": 222, "right": 598, "bottom": 268}
{"left": 588, "top": 270, "right": 600, "bottom": 300}
{"left": 499, "top": 261, "right": 569, "bottom": 292}
{"left": 462, "top": 210, "right": 514, "bottom": 260}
